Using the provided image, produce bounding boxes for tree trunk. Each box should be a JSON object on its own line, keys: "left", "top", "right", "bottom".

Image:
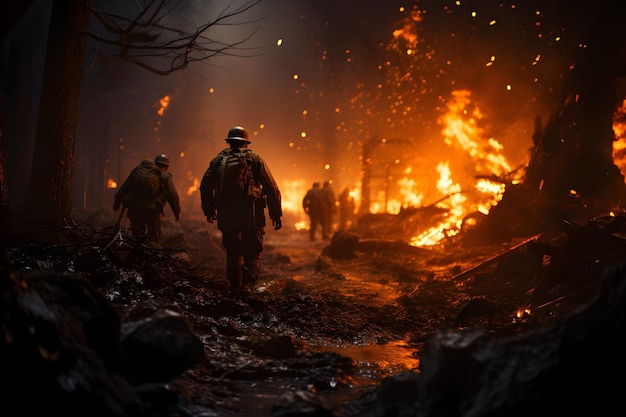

{"left": 23, "top": 0, "right": 91, "bottom": 224}
{"left": 0, "top": 96, "right": 11, "bottom": 235}
{"left": 487, "top": 5, "right": 626, "bottom": 237}
{"left": 0, "top": 1, "right": 35, "bottom": 235}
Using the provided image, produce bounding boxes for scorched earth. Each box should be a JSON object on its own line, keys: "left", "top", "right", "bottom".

{"left": 2, "top": 207, "right": 621, "bottom": 416}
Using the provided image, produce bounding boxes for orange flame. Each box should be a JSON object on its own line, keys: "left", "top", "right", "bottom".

{"left": 612, "top": 98, "right": 626, "bottom": 177}
{"left": 408, "top": 91, "right": 510, "bottom": 246}
{"left": 410, "top": 162, "right": 466, "bottom": 246}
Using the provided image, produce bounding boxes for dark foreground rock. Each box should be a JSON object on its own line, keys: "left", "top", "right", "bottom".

{"left": 2, "top": 211, "right": 626, "bottom": 416}
{"left": 0, "top": 249, "right": 203, "bottom": 416}
{"left": 349, "top": 261, "right": 626, "bottom": 417}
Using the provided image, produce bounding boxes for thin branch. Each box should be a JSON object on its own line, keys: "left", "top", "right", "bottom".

{"left": 86, "top": 0, "right": 261, "bottom": 75}
{"left": 86, "top": 0, "right": 262, "bottom": 76}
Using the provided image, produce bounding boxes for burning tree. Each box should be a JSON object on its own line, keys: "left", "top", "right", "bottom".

{"left": 301, "top": 0, "right": 626, "bottom": 241}
{"left": 493, "top": 2, "right": 626, "bottom": 236}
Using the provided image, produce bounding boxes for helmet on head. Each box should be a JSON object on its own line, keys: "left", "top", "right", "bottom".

{"left": 225, "top": 126, "right": 251, "bottom": 143}
{"left": 155, "top": 154, "right": 170, "bottom": 167}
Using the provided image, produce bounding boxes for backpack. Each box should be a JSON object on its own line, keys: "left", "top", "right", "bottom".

{"left": 130, "top": 162, "right": 163, "bottom": 200}
{"left": 218, "top": 150, "right": 254, "bottom": 200}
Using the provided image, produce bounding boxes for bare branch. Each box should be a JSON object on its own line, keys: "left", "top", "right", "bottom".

{"left": 85, "top": 0, "right": 262, "bottom": 76}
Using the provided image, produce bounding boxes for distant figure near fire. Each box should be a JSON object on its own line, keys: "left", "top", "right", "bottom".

{"left": 321, "top": 180, "right": 337, "bottom": 236}
{"left": 338, "top": 187, "right": 356, "bottom": 230}
{"left": 302, "top": 182, "right": 327, "bottom": 241}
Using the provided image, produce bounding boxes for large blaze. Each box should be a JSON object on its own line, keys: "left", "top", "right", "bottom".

{"left": 103, "top": 1, "right": 625, "bottom": 253}
{"left": 407, "top": 90, "right": 514, "bottom": 246}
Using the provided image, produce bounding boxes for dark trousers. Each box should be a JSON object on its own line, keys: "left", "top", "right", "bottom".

{"left": 221, "top": 227, "right": 265, "bottom": 294}
{"left": 128, "top": 208, "right": 162, "bottom": 243}
{"left": 307, "top": 211, "right": 326, "bottom": 240}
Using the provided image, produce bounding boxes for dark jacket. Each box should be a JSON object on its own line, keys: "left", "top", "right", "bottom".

{"left": 321, "top": 185, "right": 336, "bottom": 214}
{"left": 114, "top": 160, "right": 181, "bottom": 217}
{"left": 200, "top": 147, "right": 282, "bottom": 232}
{"left": 302, "top": 186, "right": 325, "bottom": 215}
{"left": 160, "top": 169, "right": 181, "bottom": 218}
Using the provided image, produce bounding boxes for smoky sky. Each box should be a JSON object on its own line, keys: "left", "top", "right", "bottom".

{"left": 77, "top": 0, "right": 321, "bottom": 215}
{"left": 3, "top": 0, "right": 623, "bottom": 217}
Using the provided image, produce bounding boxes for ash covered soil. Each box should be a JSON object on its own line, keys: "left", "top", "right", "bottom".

{"left": 2, "top": 209, "right": 605, "bottom": 416}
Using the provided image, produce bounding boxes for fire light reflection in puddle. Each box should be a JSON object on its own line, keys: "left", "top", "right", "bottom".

{"left": 316, "top": 340, "right": 420, "bottom": 380}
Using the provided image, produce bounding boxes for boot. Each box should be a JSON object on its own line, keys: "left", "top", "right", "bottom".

{"left": 239, "top": 266, "right": 256, "bottom": 300}
{"left": 229, "top": 281, "right": 241, "bottom": 298}
{"left": 239, "top": 284, "right": 253, "bottom": 300}
{"left": 226, "top": 261, "right": 243, "bottom": 298}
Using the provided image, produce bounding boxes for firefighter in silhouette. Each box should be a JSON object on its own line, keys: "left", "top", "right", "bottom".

{"left": 338, "top": 187, "right": 356, "bottom": 230}
{"left": 321, "top": 180, "right": 337, "bottom": 237}
{"left": 113, "top": 154, "right": 181, "bottom": 245}
{"left": 302, "top": 182, "right": 327, "bottom": 241}
{"left": 200, "top": 126, "right": 283, "bottom": 300}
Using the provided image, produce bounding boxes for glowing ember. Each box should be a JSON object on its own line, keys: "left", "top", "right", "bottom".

{"left": 157, "top": 95, "right": 170, "bottom": 116}
{"left": 186, "top": 176, "right": 199, "bottom": 196}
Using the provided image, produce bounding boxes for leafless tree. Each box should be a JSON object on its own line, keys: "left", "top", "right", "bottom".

{"left": 14, "top": 0, "right": 260, "bottom": 226}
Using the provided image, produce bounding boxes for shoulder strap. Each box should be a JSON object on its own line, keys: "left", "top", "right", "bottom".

{"left": 241, "top": 151, "right": 256, "bottom": 186}
{"left": 219, "top": 154, "right": 228, "bottom": 195}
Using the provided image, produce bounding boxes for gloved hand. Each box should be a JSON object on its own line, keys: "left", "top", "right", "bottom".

{"left": 113, "top": 202, "right": 120, "bottom": 211}
{"left": 272, "top": 218, "right": 282, "bottom": 230}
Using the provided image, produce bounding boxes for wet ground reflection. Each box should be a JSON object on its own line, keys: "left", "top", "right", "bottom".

{"left": 316, "top": 339, "right": 420, "bottom": 378}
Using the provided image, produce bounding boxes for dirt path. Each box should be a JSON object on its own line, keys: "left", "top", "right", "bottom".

{"left": 6, "top": 211, "right": 594, "bottom": 416}
{"left": 160, "top": 216, "right": 573, "bottom": 416}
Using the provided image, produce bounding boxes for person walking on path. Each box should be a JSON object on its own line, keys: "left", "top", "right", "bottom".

{"left": 302, "top": 182, "right": 326, "bottom": 241}
{"left": 113, "top": 154, "right": 181, "bottom": 245}
{"left": 321, "top": 180, "right": 337, "bottom": 238}
{"left": 200, "top": 126, "right": 283, "bottom": 300}
{"left": 338, "top": 187, "right": 356, "bottom": 230}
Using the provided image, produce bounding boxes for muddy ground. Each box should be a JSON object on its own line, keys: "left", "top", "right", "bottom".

{"left": 2, "top": 208, "right": 609, "bottom": 416}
